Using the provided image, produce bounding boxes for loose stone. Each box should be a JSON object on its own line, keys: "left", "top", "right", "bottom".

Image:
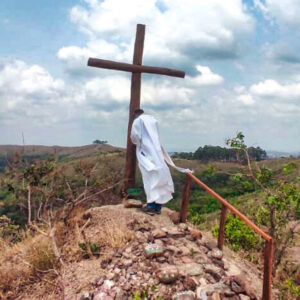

{"left": 156, "top": 266, "right": 179, "bottom": 284}
{"left": 189, "top": 229, "right": 202, "bottom": 240}
{"left": 123, "top": 199, "right": 143, "bottom": 208}
{"left": 172, "top": 290, "right": 196, "bottom": 300}
{"left": 152, "top": 229, "right": 167, "bottom": 238}
{"left": 144, "top": 243, "right": 164, "bottom": 258}
{"left": 211, "top": 248, "right": 223, "bottom": 260}
{"left": 196, "top": 288, "right": 208, "bottom": 300}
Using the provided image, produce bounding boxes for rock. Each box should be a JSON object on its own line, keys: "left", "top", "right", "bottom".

{"left": 157, "top": 256, "right": 167, "bottom": 263}
{"left": 196, "top": 288, "right": 208, "bottom": 300}
{"left": 93, "top": 293, "right": 114, "bottom": 300}
{"left": 115, "top": 288, "right": 126, "bottom": 300}
{"left": 203, "top": 273, "right": 216, "bottom": 284}
{"left": 169, "top": 211, "right": 180, "bottom": 224}
{"left": 203, "top": 264, "right": 223, "bottom": 281}
{"left": 204, "top": 239, "right": 217, "bottom": 250}
{"left": 106, "top": 272, "right": 115, "bottom": 280}
{"left": 211, "top": 293, "right": 221, "bottom": 300}
{"left": 179, "top": 246, "right": 191, "bottom": 256}
{"left": 181, "top": 256, "right": 194, "bottom": 264}
{"left": 212, "top": 258, "right": 224, "bottom": 269}
{"left": 125, "top": 247, "right": 132, "bottom": 253}
{"left": 178, "top": 223, "right": 188, "bottom": 231}
{"left": 168, "top": 229, "right": 186, "bottom": 238}
{"left": 189, "top": 229, "right": 202, "bottom": 240}
{"left": 156, "top": 266, "right": 179, "bottom": 284}
{"left": 198, "top": 282, "right": 233, "bottom": 296}
{"left": 239, "top": 295, "right": 250, "bottom": 300}
{"left": 152, "top": 229, "right": 167, "bottom": 238}
{"left": 144, "top": 243, "right": 164, "bottom": 258}
{"left": 178, "top": 263, "right": 203, "bottom": 276}
{"left": 223, "top": 259, "right": 230, "bottom": 271}
{"left": 211, "top": 248, "right": 223, "bottom": 260}
{"left": 231, "top": 281, "right": 244, "bottom": 294}
{"left": 232, "top": 274, "right": 256, "bottom": 298}
{"left": 167, "top": 245, "right": 181, "bottom": 255}
{"left": 136, "top": 231, "right": 147, "bottom": 243}
{"left": 123, "top": 199, "right": 143, "bottom": 208}
{"left": 122, "top": 252, "right": 131, "bottom": 259}
{"left": 122, "top": 259, "right": 133, "bottom": 267}
{"left": 184, "top": 276, "right": 198, "bottom": 290}
{"left": 172, "top": 290, "right": 196, "bottom": 300}
{"left": 154, "top": 239, "right": 164, "bottom": 246}
{"left": 189, "top": 245, "right": 201, "bottom": 254}
{"left": 95, "top": 278, "right": 104, "bottom": 287}
{"left": 80, "top": 292, "right": 92, "bottom": 300}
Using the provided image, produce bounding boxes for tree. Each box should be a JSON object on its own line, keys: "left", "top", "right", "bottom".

{"left": 93, "top": 140, "right": 107, "bottom": 145}
{"left": 226, "top": 132, "right": 300, "bottom": 273}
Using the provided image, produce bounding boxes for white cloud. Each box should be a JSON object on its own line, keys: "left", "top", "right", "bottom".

{"left": 250, "top": 79, "right": 300, "bottom": 100}
{"left": 59, "top": 0, "right": 254, "bottom": 71}
{"left": 237, "top": 94, "right": 255, "bottom": 105}
{"left": 255, "top": 0, "right": 300, "bottom": 28}
{"left": 0, "top": 60, "right": 64, "bottom": 113}
{"left": 187, "top": 65, "right": 224, "bottom": 86}
{"left": 265, "top": 0, "right": 300, "bottom": 28}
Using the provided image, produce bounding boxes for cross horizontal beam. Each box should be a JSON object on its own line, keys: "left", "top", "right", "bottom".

{"left": 88, "top": 58, "right": 185, "bottom": 78}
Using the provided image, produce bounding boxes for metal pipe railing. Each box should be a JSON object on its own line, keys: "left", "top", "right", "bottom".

{"left": 180, "top": 172, "right": 273, "bottom": 300}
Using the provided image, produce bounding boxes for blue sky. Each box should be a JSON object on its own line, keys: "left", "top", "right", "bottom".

{"left": 1, "top": 0, "right": 300, "bottom": 152}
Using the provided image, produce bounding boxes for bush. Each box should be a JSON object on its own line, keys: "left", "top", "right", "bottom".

{"left": 212, "top": 214, "right": 259, "bottom": 251}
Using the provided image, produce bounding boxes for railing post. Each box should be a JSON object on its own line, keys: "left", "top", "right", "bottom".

{"left": 180, "top": 174, "right": 192, "bottom": 223}
{"left": 218, "top": 204, "right": 227, "bottom": 250}
{"left": 262, "top": 238, "right": 273, "bottom": 300}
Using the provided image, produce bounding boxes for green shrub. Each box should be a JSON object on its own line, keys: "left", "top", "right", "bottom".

{"left": 189, "top": 213, "right": 205, "bottom": 225}
{"left": 78, "top": 241, "right": 101, "bottom": 259}
{"left": 283, "top": 278, "right": 300, "bottom": 298}
{"left": 212, "top": 214, "right": 259, "bottom": 251}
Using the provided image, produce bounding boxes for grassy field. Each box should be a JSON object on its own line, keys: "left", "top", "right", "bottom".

{"left": 0, "top": 144, "right": 124, "bottom": 171}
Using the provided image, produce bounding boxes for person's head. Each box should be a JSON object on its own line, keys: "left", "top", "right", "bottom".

{"left": 133, "top": 108, "right": 144, "bottom": 119}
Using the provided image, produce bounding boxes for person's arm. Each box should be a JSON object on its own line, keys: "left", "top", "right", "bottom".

{"left": 131, "top": 118, "right": 142, "bottom": 146}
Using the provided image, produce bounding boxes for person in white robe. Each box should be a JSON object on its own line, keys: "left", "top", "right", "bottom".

{"left": 130, "top": 109, "right": 192, "bottom": 215}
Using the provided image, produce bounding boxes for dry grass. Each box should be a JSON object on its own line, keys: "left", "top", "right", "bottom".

{"left": 94, "top": 218, "right": 134, "bottom": 249}
{"left": 0, "top": 232, "right": 59, "bottom": 299}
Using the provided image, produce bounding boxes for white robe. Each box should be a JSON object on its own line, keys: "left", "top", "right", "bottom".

{"left": 131, "top": 114, "right": 192, "bottom": 204}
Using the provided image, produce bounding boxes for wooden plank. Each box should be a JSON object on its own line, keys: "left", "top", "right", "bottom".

{"left": 124, "top": 24, "right": 145, "bottom": 190}
{"left": 218, "top": 204, "right": 227, "bottom": 250}
{"left": 262, "top": 239, "right": 274, "bottom": 300}
{"left": 133, "top": 24, "right": 145, "bottom": 65}
{"left": 180, "top": 174, "right": 192, "bottom": 222}
{"left": 87, "top": 58, "right": 185, "bottom": 78}
{"left": 187, "top": 172, "right": 272, "bottom": 241}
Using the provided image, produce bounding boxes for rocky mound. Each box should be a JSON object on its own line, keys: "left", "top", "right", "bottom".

{"left": 21, "top": 204, "right": 275, "bottom": 299}
{"left": 55, "top": 204, "right": 268, "bottom": 300}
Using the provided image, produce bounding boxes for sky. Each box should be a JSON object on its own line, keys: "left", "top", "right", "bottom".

{"left": 0, "top": 0, "right": 300, "bottom": 152}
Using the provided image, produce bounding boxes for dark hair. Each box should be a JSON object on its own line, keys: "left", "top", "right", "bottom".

{"left": 134, "top": 109, "right": 144, "bottom": 115}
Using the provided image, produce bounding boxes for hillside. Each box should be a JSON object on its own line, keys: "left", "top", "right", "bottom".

{"left": 0, "top": 144, "right": 124, "bottom": 171}
{"left": 0, "top": 150, "right": 299, "bottom": 298}
{"left": 1, "top": 204, "right": 274, "bottom": 300}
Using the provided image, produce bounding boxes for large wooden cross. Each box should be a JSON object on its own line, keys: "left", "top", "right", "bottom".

{"left": 87, "top": 24, "right": 185, "bottom": 191}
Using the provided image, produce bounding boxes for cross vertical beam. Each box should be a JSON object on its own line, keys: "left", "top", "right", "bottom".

{"left": 124, "top": 24, "right": 145, "bottom": 190}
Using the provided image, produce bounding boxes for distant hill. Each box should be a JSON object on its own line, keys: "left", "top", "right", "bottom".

{"left": 267, "top": 150, "right": 300, "bottom": 158}
{"left": 0, "top": 144, "right": 125, "bottom": 171}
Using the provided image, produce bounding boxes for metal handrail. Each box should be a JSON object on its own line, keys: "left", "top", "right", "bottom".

{"left": 180, "top": 172, "right": 273, "bottom": 300}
